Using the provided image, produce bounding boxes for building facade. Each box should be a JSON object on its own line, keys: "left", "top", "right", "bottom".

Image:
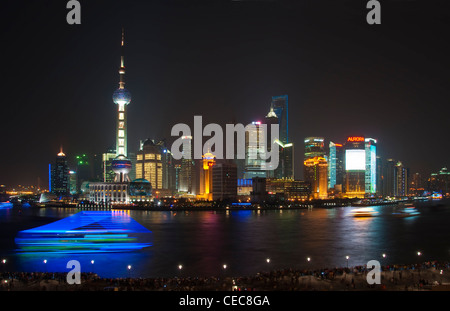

{"left": 135, "top": 139, "right": 163, "bottom": 191}
{"left": 344, "top": 136, "right": 366, "bottom": 198}
{"left": 364, "top": 138, "right": 377, "bottom": 195}
{"left": 212, "top": 161, "right": 237, "bottom": 201}
{"left": 50, "top": 149, "right": 69, "bottom": 197}
{"left": 304, "top": 156, "right": 328, "bottom": 199}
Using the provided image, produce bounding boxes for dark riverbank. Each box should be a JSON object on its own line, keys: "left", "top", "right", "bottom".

{"left": 2, "top": 260, "right": 450, "bottom": 291}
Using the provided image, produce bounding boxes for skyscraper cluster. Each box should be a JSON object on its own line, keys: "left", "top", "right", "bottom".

{"left": 46, "top": 30, "right": 448, "bottom": 204}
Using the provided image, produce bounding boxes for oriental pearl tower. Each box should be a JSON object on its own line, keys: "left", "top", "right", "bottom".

{"left": 111, "top": 28, "right": 132, "bottom": 182}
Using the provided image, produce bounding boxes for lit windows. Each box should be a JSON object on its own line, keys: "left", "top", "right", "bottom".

{"left": 137, "top": 154, "right": 143, "bottom": 161}
{"left": 119, "top": 113, "right": 124, "bottom": 120}
{"left": 118, "top": 139, "right": 125, "bottom": 146}
{"left": 156, "top": 154, "right": 161, "bottom": 160}
{"left": 118, "top": 147, "right": 125, "bottom": 155}
{"left": 119, "top": 121, "right": 125, "bottom": 129}
{"left": 118, "top": 130, "right": 125, "bottom": 138}
{"left": 145, "top": 153, "right": 155, "bottom": 160}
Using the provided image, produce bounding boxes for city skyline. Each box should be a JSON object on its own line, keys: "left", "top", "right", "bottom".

{"left": 1, "top": 1, "right": 449, "bottom": 186}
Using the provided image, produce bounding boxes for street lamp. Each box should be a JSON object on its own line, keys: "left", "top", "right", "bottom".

{"left": 178, "top": 264, "right": 183, "bottom": 270}
{"left": 266, "top": 258, "right": 271, "bottom": 264}
{"left": 346, "top": 256, "right": 350, "bottom": 268}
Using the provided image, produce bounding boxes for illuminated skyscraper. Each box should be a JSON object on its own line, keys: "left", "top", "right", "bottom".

{"left": 50, "top": 148, "right": 69, "bottom": 197}
{"left": 102, "top": 149, "right": 116, "bottom": 182}
{"left": 271, "top": 95, "right": 289, "bottom": 143}
{"left": 135, "top": 139, "right": 163, "bottom": 191}
{"left": 244, "top": 121, "right": 267, "bottom": 179}
{"left": 328, "top": 141, "right": 344, "bottom": 191}
{"left": 267, "top": 106, "right": 294, "bottom": 179}
{"left": 304, "top": 137, "right": 325, "bottom": 159}
{"left": 304, "top": 156, "right": 328, "bottom": 199}
{"left": 344, "top": 136, "right": 366, "bottom": 198}
{"left": 179, "top": 136, "right": 196, "bottom": 194}
{"left": 364, "top": 138, "right": 377, "bottom": 195}
{"left": 197, "top": 152, "right": 216, "bottom": 200}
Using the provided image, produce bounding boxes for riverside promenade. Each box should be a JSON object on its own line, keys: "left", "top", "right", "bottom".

{"left": 1, "top": 261, "right": 450, "bottom": 291}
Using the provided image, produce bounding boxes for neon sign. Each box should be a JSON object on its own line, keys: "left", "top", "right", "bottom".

{"left": 347, "top": 136, "right": 364, "bottom": 142}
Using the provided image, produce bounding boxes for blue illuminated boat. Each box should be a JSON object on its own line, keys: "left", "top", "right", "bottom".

{"left": 15, "top": 211, "right": 152, "bottom": 253}
{"left": 393, "top": 204, "right": 420, "bottom": 218}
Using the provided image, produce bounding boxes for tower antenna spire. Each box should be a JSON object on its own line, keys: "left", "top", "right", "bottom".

{"left": 119, "top": 27, "right": 125, "bottom": 89}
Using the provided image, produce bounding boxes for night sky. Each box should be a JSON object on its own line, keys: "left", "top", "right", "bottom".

{"left": 1, "top": 0, "right": 449, "bottom": 187}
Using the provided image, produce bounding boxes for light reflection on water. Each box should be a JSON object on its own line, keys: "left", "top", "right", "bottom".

{"left": 0, "top": 201, "right": 449, "bottom": 278}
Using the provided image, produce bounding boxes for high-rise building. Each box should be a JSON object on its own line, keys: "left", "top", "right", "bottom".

{"left": 382, "top": 159, "right": 408, "bottom": 197}
{"left": 135, "top": 139, "right": 163, "bottom": 191}
{"left": 328, "top": 141, "right": 344, "bottom": 191}
{"left": 244, "top": 121, "right": 267, "bottom": 179}
{"left": 344, "top": 136, "right": 366, "bottom": 198}
{"left": 376, "top": 155, "right": 383, "bottom": 196}
{"left": 270, "top": 95, "right": 289, "bottom": 143}
{"left": 266, "top": 106, "right": 294, "bottom": 179}
{"left": 304, "top": 156, "right": 328, "bottom": 199}
{"left": 364, "top": 138, "right": 377, "bottom": 195}
{"left": 304, "top": 137, "right": 325, "bottom": 159}
{"left": 278, "top": 142, "right": 294, "bottom": 179}
{"left": 179, "top": 136, "right": 196, "bottom": 194}
{"left": 196, "top": 152, "right": 216, "bottom": 200}
{"left": 75, "top": 154, "right": 91, "bottom": 193}
{"left": 395, "top": 161, "right": 408, "bottom": 197}
{"left": 102, "top": 150, "right": 116, "bottom": 182}
{"left": 212, "top": 161, "right": 237, "bottom": 201}
{"left": 428, "top": 167, "right": 449, "bottom": 195}
{"left": 382, "top": 158, "right": 396, "bottom": 197}
{"left": 50, "top": 148, "right": 69, "bottom": 197}
{"left": 409, "top": 172, "right": 425, "bottom": 196}
{"left": 68, "top": 170, "right": 77, "bottom": 195}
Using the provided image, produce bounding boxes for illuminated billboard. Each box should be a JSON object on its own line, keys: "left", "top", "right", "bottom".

{"left": 345, "top": 149, "right": 365, "bottom": 171}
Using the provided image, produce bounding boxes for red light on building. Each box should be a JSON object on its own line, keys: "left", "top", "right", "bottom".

{"left": 347, "top": 136, "right": 364, "bottom": 142}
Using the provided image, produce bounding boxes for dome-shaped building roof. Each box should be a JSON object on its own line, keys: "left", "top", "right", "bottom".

{"left": 142, "top": 139, "right": 156, "bottom": 146}
{"left": 132, "top": 178, "right": 150, "bottom": 183}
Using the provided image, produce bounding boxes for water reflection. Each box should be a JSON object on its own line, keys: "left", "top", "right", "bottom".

{"left": 0, "top": 201, "right": 449, "bottom": 278}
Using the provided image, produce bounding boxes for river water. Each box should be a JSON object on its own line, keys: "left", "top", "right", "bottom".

{"left": 0, "top": 200, "right": 449, "bottom": 278}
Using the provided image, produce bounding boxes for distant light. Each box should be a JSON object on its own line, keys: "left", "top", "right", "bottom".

{"left": 417, "top": 251, "right": 422, "bottom": 256}
{"left": 223, "top": 264, "right": 227, "bottom": 269}
{"left": 178, "top": 265, "right": 183, "bottom": 270}
{"left": 127, "top": 265, "right": 132, "bottom": 270}
{"left": 382, "top": 254, "right": 386, "bottom": 258}
{"left": 91, "top": 260, "right": 95, "bottom": 264}
{"left": 307, "top": 257, "right": 311, "bottom": 262}
{"left": 43, "top": 259, "right": 47, "bottom": 264}
{"left": 266, "top": 258, "right": 270, "bottom": 263}
{"left": 346, "top": 256, "right": 349, "bottom": 260}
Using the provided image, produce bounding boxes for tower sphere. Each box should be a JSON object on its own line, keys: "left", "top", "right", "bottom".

{"left": 111, "top": 155, "right": 132, "bottom": 175}
{"left": 113, "top": 88, "right": 131, "bottom": 105}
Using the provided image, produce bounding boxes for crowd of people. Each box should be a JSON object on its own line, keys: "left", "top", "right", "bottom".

{"left": 1, "top": 260, "right": 449, "bottom": 291}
